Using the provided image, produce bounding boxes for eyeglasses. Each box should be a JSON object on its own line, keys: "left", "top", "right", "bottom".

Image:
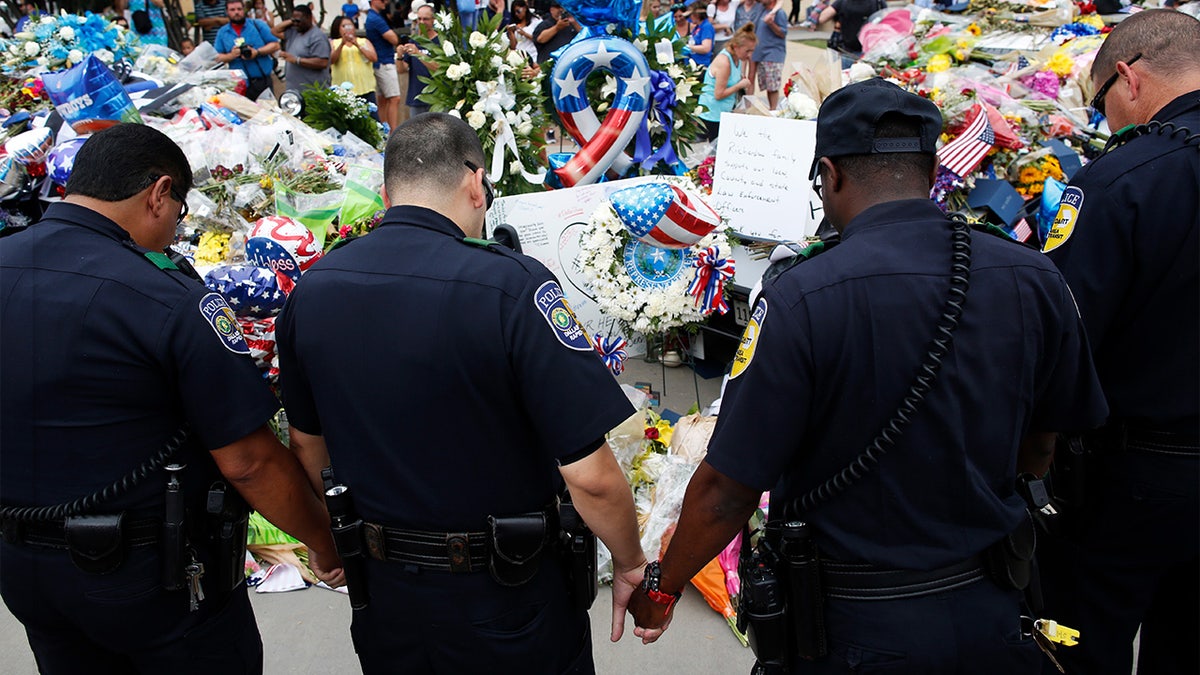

{"left": 171, "top": 186, "right": 189, "bottom": 226}
{"left": 811, "top": 172, "right": 823, "bottom": 200}
{"left": 464, "top": 161, "right": 494, "bottom": 210}
{"left": 1090, "top": 52, "right": 1141, "bottom": 118}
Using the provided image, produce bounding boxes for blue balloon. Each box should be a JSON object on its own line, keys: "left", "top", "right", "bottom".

{"left": 46, "top": 137, "right": 88, "bottom": 185}
{"left": 557, "top": 0, "right": 642, "bottom": 33}
{"left": 203, "top": 264, "right": 288, "bottom": 318}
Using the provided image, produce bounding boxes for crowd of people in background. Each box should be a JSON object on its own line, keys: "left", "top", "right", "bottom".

{"left": 0, "top": 0, "right": 846, "bottom": 130}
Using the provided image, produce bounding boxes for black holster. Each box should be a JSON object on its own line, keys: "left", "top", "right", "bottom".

{"left": 557, "top": 499, "right": 597, "bottom": 611}
{"left": 65, "top": 513, "right": 127, "bottom": 575}
{"left": 983, "top": 513, "right": 1036, "bottom": 588}
{"left": 738, "top": 521, "right": 828, "bottom": 671}
{"left": 326, "top": 484, "right": 369, "bottom": 610}
{"left": 487, "top": 509, "right": 551, "bottom": 587}
{"left": 206, "top": 481, "right": 250, "bottom": 593}
{"left": 1048, "top": 434, "right": 1090, "bottom": 515}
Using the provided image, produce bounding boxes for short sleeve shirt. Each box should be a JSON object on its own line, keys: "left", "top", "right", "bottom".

{"left": 752, "top": 7, "right": 787, "bottom": 62}
{"left": 689, "top": 19, "right": 716, "bottom": 67}
{"left": 365, "top": 8, "right": 396, "bottom": 65}
{"left": 277, "top": 206, "right": 634, "bottom": 531}
{"left": 193, "top": 0, "right": 226, "bottom": 45}
{"left": 0, "top": 203, "right": 280, "bottom": 512}
{"left": 283, "top": 26, "right": 332, "bottom": 92}
{"left": 1044, "top": 92, "right": 1200, "bottom": 435}
{"left": 214, "top": 19, "right": 279, "bottom": 80}
{"left": 705, "top": 199, "right": 1107, "bottom": 570}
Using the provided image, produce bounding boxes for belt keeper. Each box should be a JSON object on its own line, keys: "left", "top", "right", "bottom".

{"left": 446, "top": 533, "right": 472, "bottom": 573}
{"left": 363, "top": 522, "right": 387, "bottom": 562}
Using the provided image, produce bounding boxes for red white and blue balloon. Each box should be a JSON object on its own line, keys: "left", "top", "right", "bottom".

{"left": 551, "top": 36, "right": 651, "bottom": 188}
{"left": 4, "top": 127, "right": 55, "bottom": 166}
{"left": 245, "top": 215, "right": 323, "bottom": 285}
{"left": 609, "top": 182, "right": 721, "bottom": 249}
{"left": 203, "top": 264, "right": 288, "bottom": 318}
{"left": 46, "top": 136, "right": 88, "bottom": 185}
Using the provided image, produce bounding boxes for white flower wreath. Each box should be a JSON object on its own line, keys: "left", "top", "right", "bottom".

{"left": 575, "top": 177, "right": 733, "bottom": 336}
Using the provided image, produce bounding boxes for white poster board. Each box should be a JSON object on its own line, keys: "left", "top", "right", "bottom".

{"left": 709, "top": 113, "right": 822, "bottom": 242}
{"left": 485, "top": 175, "right": 666, "bottom": 356}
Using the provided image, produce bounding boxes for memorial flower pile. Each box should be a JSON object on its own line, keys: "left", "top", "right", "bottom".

{"left": 0, "top": 12, "right": 137, "bottom": 72}
{"left": 416, "top": 10, "right": 547, "bottom": 196}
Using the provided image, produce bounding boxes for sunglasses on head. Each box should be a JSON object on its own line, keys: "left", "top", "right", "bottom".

{"left": 1090, "top": 52, "right": 1142, "bottom": 119}
{"left": 464, "top": 161, "right": 494, "bottom": 210}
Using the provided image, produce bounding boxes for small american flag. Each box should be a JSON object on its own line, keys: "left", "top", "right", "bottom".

{"left": 1010, "top": 218, "right": 1034, "bottom": 243}
{"left": 939, "top": 104, "right": 995, "bottom": 178}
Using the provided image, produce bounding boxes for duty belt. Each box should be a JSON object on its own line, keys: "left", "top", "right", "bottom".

{"left": 1096, "top": 424, "right": 1200, "bottom": 457}
{"left": 822, "top": 555, "right": 986, "bottom": 601}
{"left": 1, "top": 516, "right": 160, "bottom": 550}
{"left": 361, "top": 523, "right": 490, "bottom": 573}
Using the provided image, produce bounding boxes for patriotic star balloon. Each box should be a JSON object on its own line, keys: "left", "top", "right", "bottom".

{"left": 551, "top": 36, "right": 652, "bottom": 187}
{"left": 46, "top": 136, "right": 88, "bottom": 185}
{"left": 203, "top": 264, "right": 288, "bottom": 318}
{"left": 610, "top": 183, "right": 721, "bottom": 249}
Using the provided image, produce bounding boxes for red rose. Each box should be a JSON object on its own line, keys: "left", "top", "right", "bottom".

{"left": 645, "top": 427, "right": 660, "bottom": 440}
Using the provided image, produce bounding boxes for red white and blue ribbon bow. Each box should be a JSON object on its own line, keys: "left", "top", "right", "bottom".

{"left": 593, "top": 334, "right": 629, "bottom": 376}
{"left": 688, "top": 246, "right": 735, "bottom": 315}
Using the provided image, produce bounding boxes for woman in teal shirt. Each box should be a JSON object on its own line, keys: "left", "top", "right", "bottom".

{"left": 697, "top": 24, "right": 756, "bottom": 141}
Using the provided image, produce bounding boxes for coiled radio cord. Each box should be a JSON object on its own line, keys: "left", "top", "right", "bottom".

{"left": 784, "top": 214, "right": 972, "bottom": 520}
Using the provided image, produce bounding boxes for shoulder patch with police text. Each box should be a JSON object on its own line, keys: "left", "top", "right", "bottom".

{"left": 730, "top": 299, "right": 767, "bottom": 379}
{"left": 535, "top": 280, "right": 591, "bottom": 351}
{"left": 1043, "top": 186, "right": 1084, "bottom": 253}
{"left": 199, "top": 292, "right": 251, "bottom": 355}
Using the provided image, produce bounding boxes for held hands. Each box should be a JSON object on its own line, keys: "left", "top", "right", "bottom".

{"left": 738, "top": 77, "right": 751, "bottom": 91}
{"left": 628, "top": 579, "right": 674, "bottom": 644}
{"left": 308, "top": 546, "right": 347, "bottom": 588}
{"left": 609, "top": 560, "right": 650, "bottom": 642}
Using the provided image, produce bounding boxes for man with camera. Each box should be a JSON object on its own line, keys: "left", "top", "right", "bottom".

{"left": 272, "top": 4, "right": 331, "bottom": 99}
{"left": 398, "top": 3, "right": 438, "bottom": 117}
{"left": 214, "top": 0, "right": 280, "bottom": 102}
{"left": 629, "top": 79, "right": 1108, "bottom": 673}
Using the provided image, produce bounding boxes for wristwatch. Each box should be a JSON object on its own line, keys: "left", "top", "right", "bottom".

{"left": 641, "top": 561, "right": 682, "bottom": 611}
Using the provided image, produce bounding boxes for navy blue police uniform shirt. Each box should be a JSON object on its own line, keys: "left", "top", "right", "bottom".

{"left": 1044, "top": 91, "right": 1200, "bottom": 438}
{"left": 706, "top": 199, "right": 1108, "bottom": 571}
{"left": 0, "top": 203, "right": 281, "bottom": 513}
{"left": 276, "top": 205, "right": 635, "bottom": 531}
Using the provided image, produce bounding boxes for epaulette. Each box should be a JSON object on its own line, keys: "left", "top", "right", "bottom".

{"left": 462, "top": 236, "right": 503, "bottom": 252}
{"left": 1103, "top": 120, "right": 1199, "bottom": 155}
{"left": 762, "top": 238, "right": 839, "bottom": 285}
{"left": 971, "top": 222, "right": 1040, "bottom": 251}
{"left": 327, "top": 234, "right": 360, "bottom": 252}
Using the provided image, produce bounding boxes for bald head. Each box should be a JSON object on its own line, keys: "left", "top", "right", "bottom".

{"left": 1093, "top": 10, "right": 1200, "bottom": 86}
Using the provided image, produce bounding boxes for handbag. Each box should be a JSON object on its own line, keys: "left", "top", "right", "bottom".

{"left": 132, "top": 8, "right": 153, "bottom": 34}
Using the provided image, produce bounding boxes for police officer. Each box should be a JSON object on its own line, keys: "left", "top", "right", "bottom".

{"left": 275, "top": 113, "right": 647, "bottom": 673}
{"left": 0, "top": 124, "right": 342, "bottom": 674}
{"left": 1039, "top": 10, "right": 1200, "bottom": 674}
{"left": 628, "top": 80, "right": 1108, "bottom": 672}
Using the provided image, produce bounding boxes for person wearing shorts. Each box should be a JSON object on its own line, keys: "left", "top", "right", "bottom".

{"left": 753, "top": 0, "right": 787, "bottom": 109}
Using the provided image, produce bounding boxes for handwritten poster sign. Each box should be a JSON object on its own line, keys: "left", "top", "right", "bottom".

{"left": 485, "top": 175, "right": 665, "bottom": 356}
{"left": 709, "top": 113, "right": 822, "bottom": 242}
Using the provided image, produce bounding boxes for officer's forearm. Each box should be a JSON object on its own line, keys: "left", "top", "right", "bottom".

{"left": 658, "top": 461, "right": 760, "bottom": 595}
{"left": 288, "top": 426, "right": 331, "bottom": 499}
{"left": 211, "top": 425, "right": 337, "bottom": 556}
{"left": 1017, "top": 430, "right": 1057, "bottom": 477}
{"left": 560, "top": 443, "right": 646, "bottom": 572}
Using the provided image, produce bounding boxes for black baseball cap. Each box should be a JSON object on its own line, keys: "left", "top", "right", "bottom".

{"left": 808, "top": 78, "right": 942, "bottom": 179}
